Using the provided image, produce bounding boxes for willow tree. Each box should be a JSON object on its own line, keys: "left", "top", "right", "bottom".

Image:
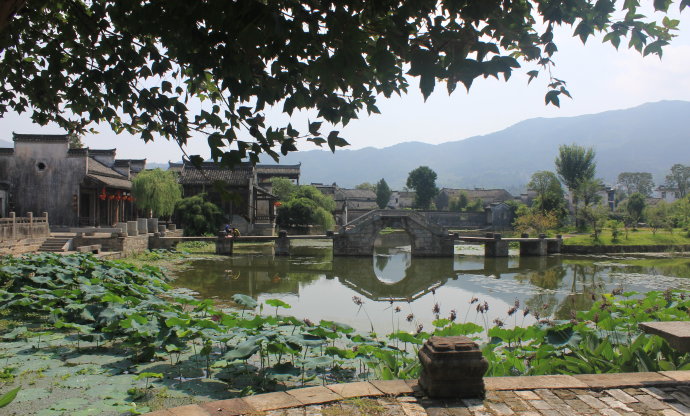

{"left": 0, "top": 1, "right": 684, "bottom": 166}
{"left": 131, "top": 169, "right": 182, "bottom": 218}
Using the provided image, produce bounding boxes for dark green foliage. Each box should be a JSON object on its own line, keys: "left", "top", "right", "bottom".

{"left": 132, "top": 169, "right": 183, "bottom": 218}
{"left": 174, "top": 194, "right": 223, "bottom": 236}
{"left": 406, "top": 166, "right": 438, "bottom": 210}
{"left": 666, "top": 164, "right": 690, "bottom": 198}
{"left": 627, "top": 192, "right": 647, "bottom": 227}
{"left": 555, "top": 144, "right": 597, "bottom": 192}
{"left": 276, "top": 185, "right": 335, "bottom": 229}
{"left": 528, "top": 171, "right": 567, "bottom": 222}
{"left": 618, "top": 172, "right": 655, "bottom": 197}
{"left": 375, "top": 179, "right": 392, "bottom": 209}
{"left": 448, "top": 192, "right": 469, "bottom": 212}
{"left": 1, "top": 1, "right": 680, "bottom": 165}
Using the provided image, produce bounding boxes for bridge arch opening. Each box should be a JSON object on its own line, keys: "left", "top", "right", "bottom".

{"left": 373, "top": 229, "right": 412, "bottom": 284}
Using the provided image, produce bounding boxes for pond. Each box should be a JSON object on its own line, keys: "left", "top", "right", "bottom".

{"left": 171, "top": 233, "right": 690, "bottom": 334}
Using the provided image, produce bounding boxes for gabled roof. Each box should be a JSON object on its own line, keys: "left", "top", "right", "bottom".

{"left": 86, "top": 157, "right": 132, "bottom": 190}
{"left": 175, "top": 161, "right": 255, "bottom": 186}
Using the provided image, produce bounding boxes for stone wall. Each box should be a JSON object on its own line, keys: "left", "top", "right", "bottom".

{"left": 73, "top": 234, "right": 149, "bottom": 255}
{"left": 0, "top": 140, "right": 87, "bottom": 227}
{"left": 0, "top": 237, "right": 46, "bottom": 256}
{"left": 424, "top": 211, "right": 486, "bottom": 228}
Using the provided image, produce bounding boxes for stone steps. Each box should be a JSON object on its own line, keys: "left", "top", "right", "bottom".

{"left": 38, "top": 237, "right": 71, "bottom": 252}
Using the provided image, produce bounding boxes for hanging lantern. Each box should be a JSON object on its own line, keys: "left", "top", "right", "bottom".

{"left": 115, "top": 191, "right": 122, "bottom": 201}
{"left": 274, "top": 201, "right": 282, "bottom": 207}
{"left": 99, "top": 187, "right": 107, "bottom": 201}
{"left": 108, "top": 194, "right": 115, "bottom": 200}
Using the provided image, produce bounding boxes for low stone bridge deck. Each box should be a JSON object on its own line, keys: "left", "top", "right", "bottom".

{"left": 144, "top": 370, "right": 690, "bottom": 415}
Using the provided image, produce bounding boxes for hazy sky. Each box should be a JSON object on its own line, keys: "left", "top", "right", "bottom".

{"left": 1, "top": 6, "right": 688, "bottom": 163}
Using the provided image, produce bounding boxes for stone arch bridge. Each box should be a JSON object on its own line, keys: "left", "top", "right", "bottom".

{"left": 333, "top": 210, "right": 455, "bottom": 257}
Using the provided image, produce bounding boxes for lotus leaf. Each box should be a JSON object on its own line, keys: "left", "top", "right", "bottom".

{"left": 232, "top": 294, "right": 258, "bottom": 309}
{"left": 223, "top": 340, "right": 260, "bottom": 361}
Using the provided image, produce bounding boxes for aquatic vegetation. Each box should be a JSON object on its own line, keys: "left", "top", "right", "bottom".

{"left": 1, "top": 252, "right": 690, "bottom": 414}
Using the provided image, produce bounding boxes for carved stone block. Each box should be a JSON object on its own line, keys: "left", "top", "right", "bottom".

{"left": 418, "top": 335, "right": 488, "bottom": 398}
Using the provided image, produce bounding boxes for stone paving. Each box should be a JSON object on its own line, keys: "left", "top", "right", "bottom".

{"left": 144, "top": 371, "right": 690, "bottom": 415}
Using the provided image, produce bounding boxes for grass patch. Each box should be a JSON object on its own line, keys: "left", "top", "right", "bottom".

{"left": 563, "top": 228, "right": 690, "bottom": 246}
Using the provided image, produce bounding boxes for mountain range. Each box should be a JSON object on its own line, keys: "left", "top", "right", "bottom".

{"left": 269, "top": 100, "right": 690, "bottom": 193}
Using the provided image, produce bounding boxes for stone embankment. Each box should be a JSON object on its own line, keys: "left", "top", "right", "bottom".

{"left": 144, "top": 371, "right": 690, "bottom": 415}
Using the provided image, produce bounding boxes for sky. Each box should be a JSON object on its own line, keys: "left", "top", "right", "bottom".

{"left": 1, "top": 4, "right": 689, "bottom": 164}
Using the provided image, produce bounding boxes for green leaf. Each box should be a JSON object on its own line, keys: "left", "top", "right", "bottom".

{"left": 0, "top": 386, "right": 20, "bottom": 408}
{"left": 545, "top": 90, "right": 560, "bottom": 107}
{"left": 231, "top": 294, "right": 257, "bottom": 309}
{"left": 308, "top": 121, "right": 322, "bottom": 135}
{"left": 265, "top": 299, "right": 291, "bottom": 309}
{"left": 327, "top": 131, "right": 349, "bottom": 153}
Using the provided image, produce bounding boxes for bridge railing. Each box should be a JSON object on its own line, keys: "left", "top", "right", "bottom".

{"left": 339, "top": 209, "right": 449, "bottom": 236}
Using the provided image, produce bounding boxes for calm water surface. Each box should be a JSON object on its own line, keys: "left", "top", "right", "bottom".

{"left": 171, "top": 234, "right": 690, "bottom": 333}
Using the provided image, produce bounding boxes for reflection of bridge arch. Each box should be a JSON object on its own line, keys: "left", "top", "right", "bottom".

{"left": 332, "top": 256, "right": 456, "bottom": 301}
{"left": 333, "top": 210, "right": 454, "bottom": 257}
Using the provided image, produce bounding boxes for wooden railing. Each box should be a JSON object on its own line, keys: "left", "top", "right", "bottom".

{"left": 0, "top": 212, "right": 50, "bottom": 242}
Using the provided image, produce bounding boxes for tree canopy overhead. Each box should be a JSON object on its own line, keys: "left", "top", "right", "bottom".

{"left": 1, "top": 1, "right": 685, "bottom": 166}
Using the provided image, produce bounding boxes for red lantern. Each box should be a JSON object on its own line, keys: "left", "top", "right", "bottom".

{"left": 115, "top": 191, "right": 122, "bottom": 201}
{"left": 99, "top": 187, "right": 107, "bottom": 201}
{"left": 274, "top": 201, "right": 282, "bottom": 207}
{"left": 108, "top": 194, "right": 115, "bottom": 200}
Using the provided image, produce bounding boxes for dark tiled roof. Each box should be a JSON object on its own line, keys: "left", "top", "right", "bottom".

{"left": 114, "top": 159, "right": 146, "bottom": 167}
{"left": 86, "top": 174, "right": 132, "bottom": 190}
{"left": 336, "top": 188, "right": 376, "bottom": 200}
{"left": 13, "top": 133, "right": 69, "bottom": 142}
{"left": 89, "top": 149, "right": 116, "bottom": 156}
{"left": 177, "top": 162, "right": 254, "bottom": 186}
{"left": 0, "top": 148, "right": 14, "bottom": 154}
{"left": 67, "top": 148, "right": 88, "bottom": 156}
{"left": 256, "top": 164, "right": 301, "bottom": 177}
{"left": 87, "top": 157, "right": 133, "bottom": 190}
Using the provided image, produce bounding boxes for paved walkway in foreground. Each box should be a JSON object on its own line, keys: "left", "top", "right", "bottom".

{"left": 145, "top": 371, "right": 690, "bottom": 415}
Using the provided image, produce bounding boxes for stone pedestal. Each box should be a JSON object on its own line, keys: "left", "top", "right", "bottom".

{"left": 275, "top": 230, "right": 290, "bottom": 256}
{"left": 520, "top": 238, "right": 547, "bottom": 256}
{"left": 167, "top": 223, "right": 177, "bottom": 231}
{"left": 127, "top": 221, "right": 138, "bottom": 236}
{"left": 484, "top": 234, "right": 508, "bottom": 257}
{"left": 418, "top": 336, "right": 488, "bottom": 398}
{"left": 215, "top": 232, "right": 233, "bottom": 255}
{"left": 147, "top": 218, "right": 158, "bottom": 233}
{"left": 158, "top": 224, "right": 167, "bottom": 236}
{"left": 547, "top": 235, "right": 563, "bottom": 254}
{"left": 115, "top": 222, "right": 128, "bottom": 236}
{"left": 137, "top": 218, "right": 148, "bottom": 234}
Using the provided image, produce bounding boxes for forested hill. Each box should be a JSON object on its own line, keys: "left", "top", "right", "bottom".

{"left": 270, "top": 100, "right": 690, "bottom": 192}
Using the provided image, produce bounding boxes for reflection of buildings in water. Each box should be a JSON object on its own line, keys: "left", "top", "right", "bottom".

{"left": 333, "top": 255, "right": 455, "bottom": 302}
{"left": 172, "top": 253, "right": 331, "bottom": 299}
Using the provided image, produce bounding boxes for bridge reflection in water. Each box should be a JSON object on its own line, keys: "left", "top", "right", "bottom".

{"left": 171, "top": 237, "right": 690, "bottom": 332}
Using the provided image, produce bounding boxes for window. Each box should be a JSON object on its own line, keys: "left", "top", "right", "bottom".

{"left": 36, "top": 162, "right": 46, "bottom": 171}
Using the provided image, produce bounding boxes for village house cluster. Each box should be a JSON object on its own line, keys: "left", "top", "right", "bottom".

{"left": 0, "top": 133, "right": 680, "bottom": 238}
